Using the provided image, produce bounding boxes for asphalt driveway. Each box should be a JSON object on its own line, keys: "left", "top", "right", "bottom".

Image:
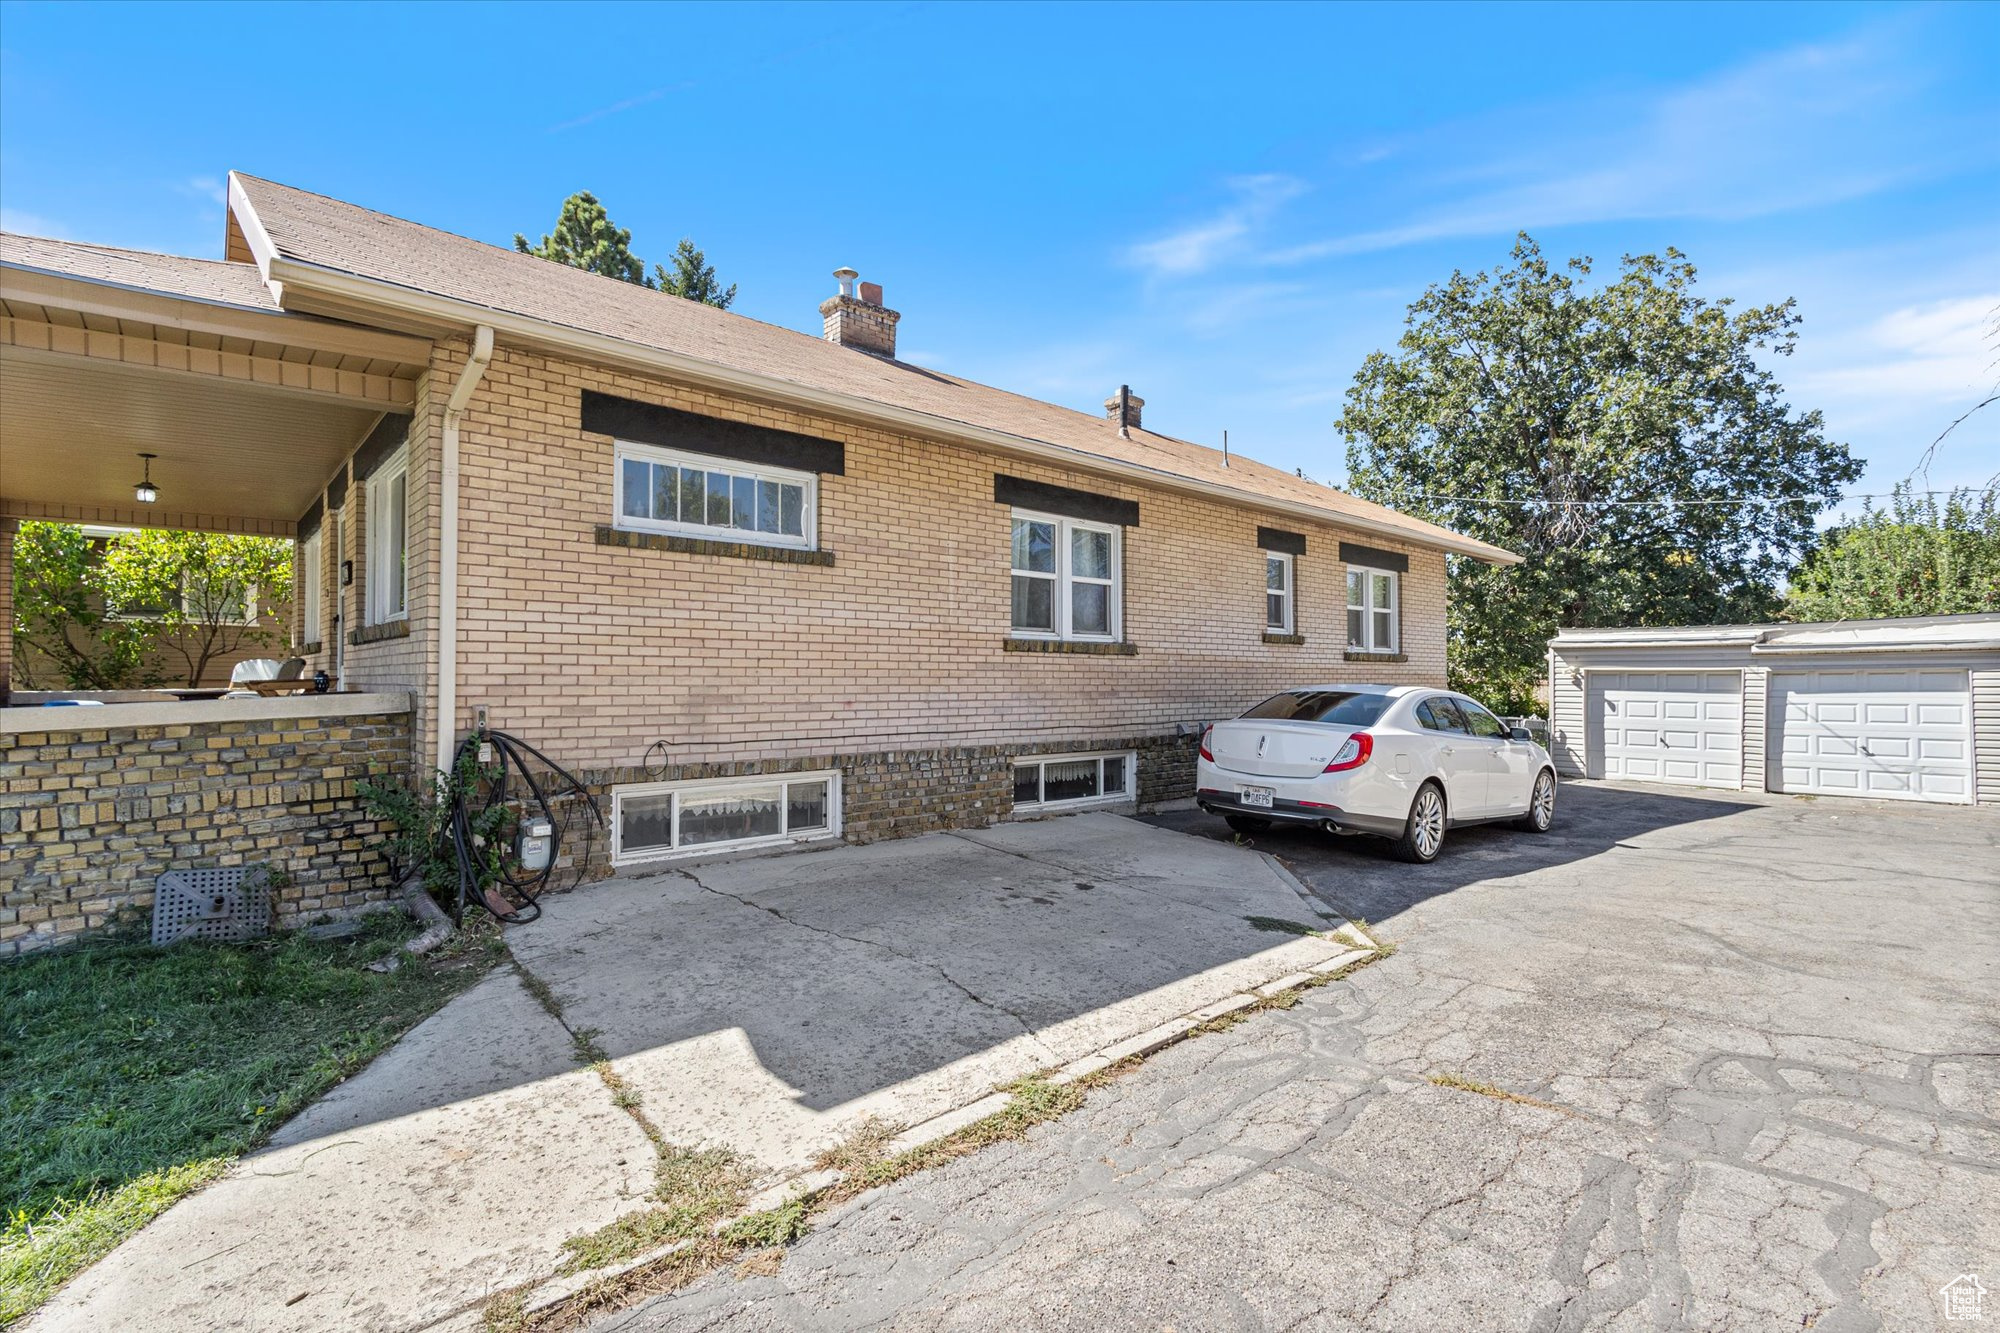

{"left": 604, "top": 782, "right": 2000, "bottom": 1332}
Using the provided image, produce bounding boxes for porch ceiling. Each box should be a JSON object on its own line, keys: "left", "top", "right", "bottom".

{"left": 0, "top": 349, "right": 383, "bottom": 526}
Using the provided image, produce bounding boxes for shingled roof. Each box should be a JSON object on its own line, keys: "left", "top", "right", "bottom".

{"left": 18, "top": 173, "right": 1519, "bottom": 564}
{"left": 1, "top": 233, "right": 282, "bottom": 312}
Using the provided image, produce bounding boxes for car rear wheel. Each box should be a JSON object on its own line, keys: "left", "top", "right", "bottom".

{"left": 1392, "top": 782, "right": 1446, "bottom": 863}
{"left": 1224, "top": 814, "right": 1272, "bottom": 835}
{"left": 1514, "top": 769, "right": 1556, "bottom": 833}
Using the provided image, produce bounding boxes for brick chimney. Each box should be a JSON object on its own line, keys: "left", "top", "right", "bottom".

{"left": 1104, "top": 385, "right": 1144, "bottom": 435}
{"left": 820, "top": 268, "right": 900, "bottom": 358}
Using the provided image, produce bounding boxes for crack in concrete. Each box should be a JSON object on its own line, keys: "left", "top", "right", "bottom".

{"left": 678, "top": 866, "right": 1057, "bottom": 1054}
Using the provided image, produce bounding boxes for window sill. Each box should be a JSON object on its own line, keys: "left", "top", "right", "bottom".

{"left": 300, "top": 641, "right": 323, "bottom": 656}
{"left": 1344, "top": 649, "right": 1406, "bottom": 664}
{"left": 1263, "top": 632, "right": 1305, "bottom": 646}
{"left": 1003, "top": 638, "right": 1138, "bottom": 657}
{"left": 350, "top": 621, "right": 411, "bottom": 646}
{"left": 595, "top": 525, "right": 834, "bottom": 566}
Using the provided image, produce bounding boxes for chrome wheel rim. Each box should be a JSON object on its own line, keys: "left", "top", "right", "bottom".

{"left": 1412, "top": 789, "right": 1444, "bottom": 858}
{"left": 1533, "top": 774, "right": 1555, "bottom": 828}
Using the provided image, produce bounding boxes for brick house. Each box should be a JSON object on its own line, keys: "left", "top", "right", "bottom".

{"left": 0, "top": 173, "right": 1516, "bottom": 945}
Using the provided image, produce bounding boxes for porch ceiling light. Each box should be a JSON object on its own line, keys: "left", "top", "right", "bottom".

{"left": 134, "top": 453, "right": 160, "bottom": 505}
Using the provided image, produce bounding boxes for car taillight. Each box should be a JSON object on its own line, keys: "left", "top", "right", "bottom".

{"left": 1323, "top": 733, "right": 1373, "bottom": 773}
{"left": 1198, "top": 725, "right": 1214, "bottom": 762}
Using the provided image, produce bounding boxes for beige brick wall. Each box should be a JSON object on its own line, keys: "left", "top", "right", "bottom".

{"left": 0, "top": 707, "right": 412, "bottom": 955}
{"left": 0, "top": 519, "right": 14, "bottom": 701}
{"left": 438, "top": 345, "right": 1447, "bottom": 779}
{"left": 294, "top": 360, "right": 446, "bottom": 763}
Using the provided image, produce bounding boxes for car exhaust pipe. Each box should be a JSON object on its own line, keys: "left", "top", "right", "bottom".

{"left": 1320, "top": 819, "right": 1339, "bottom": 834}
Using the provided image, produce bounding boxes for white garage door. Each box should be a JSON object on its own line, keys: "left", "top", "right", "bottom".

{"left": 1589, "top": 671, "right": 1743, "bottom": 788}
{"left": 1771, "top": 669, "right": 1973, "bottom": 804}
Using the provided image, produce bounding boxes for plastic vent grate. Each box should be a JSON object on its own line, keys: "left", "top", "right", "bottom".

{"left": 151, "top": 867, "right": 273, "bottom": 946}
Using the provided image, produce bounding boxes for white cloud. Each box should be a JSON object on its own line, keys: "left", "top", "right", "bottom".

{"left": 1270, "top": 22, "right": 1994, "bottom": 262}
{"left": 0, "top": 207, "right": 67, "bottom": 237}
{"left": 1123, "top": 174, "right": 1305, "bottom": 277}
{"left": 1791, "top": 293, "right": 2000, "bottom": 421}
{"left": 178, "top": 175, "right": 227, "bottom": 207}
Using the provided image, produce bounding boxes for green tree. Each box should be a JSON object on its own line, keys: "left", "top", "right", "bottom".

{"left": 653, "top": 237, "right": 736, "bottom": 310}
{"left": 1783, "top": 484, "right": 2000, "bottom": 621}
{"left": 9, "top": 522, "right": 157, "bottom": 689}
{"left": 513, "top": 190, "right": 650, "bottom": 286}
{"left": 1338, "top": 235, "right": 1861, "bottom": 714}
{"left": 99, "top": 530, "right": 294, "bottom": 687}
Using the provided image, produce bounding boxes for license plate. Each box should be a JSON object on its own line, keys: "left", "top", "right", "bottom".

{"left": 1239, "top": 786, "right": 1275, "bottom": 809}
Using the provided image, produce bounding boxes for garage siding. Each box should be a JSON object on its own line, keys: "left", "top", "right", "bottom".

{"left": 1549, "top": 650, "right": 1587, "bottom": 778}
{"left": 1977, "top": 669, "right": 2000, "bottom": 806}
{"left": 1742, "top": 667, "right": 1769, "bottom": 792}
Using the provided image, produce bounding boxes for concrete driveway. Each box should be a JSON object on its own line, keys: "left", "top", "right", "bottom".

{"left": 508, "top": 814, "right": 1359, "bottom": 1176}
{"left": 32, "top": 814, "right": 1361, "bottom": 1333}
{"left": 605, "top": 782, "right": 2000, "bottom": 1332}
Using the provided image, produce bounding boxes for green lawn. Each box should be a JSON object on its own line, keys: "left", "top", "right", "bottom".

{"left": 0, "top": 916, "right": 501, "bottom": 1323}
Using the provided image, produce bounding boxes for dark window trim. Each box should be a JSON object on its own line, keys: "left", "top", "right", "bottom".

{"left": 593, "top": 525, "right": 836, "bottom": 566}
{"left": 349, "top": 619, "right": 411, "bottom": 646}
{"left": 1001, "top": 638, "right": 1138, "bottom": 657}
{"left": 297, "top": 496, "right": 324, "bottom": 540}
{"left": 994, "top": 475, "right": 1140, "bottom": 527}
{"left": 1339, "top": 542, "right": 1409, "bottom": 574}
{"left": 1257, "top": 526, "right": 1305, "bottom": 555}
{"left": 353, "top": 413, "right": 413, "bottom": 481}
{"left": 582, "top": 390, "right": 846, "bottom": 475}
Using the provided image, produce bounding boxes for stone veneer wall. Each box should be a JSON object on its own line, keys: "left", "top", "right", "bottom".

{"left": 557, "top": 731, "right": 1198, "bottom": 880}
{"left": 0, "top": 695, "right": 413, "bottom": 956}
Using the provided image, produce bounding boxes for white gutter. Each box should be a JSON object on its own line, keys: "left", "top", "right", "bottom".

{"left": 1751, "top": 640, "right": 2000, "bottom": 655}
{"left": 436, "top": 325, "right": 495, "bottom": 773}
{"left": 1549, "top": 639, "right": 1764, "bottom": 652}
{"left": 257, "top": 253, "right": 1523, "bottom": 567}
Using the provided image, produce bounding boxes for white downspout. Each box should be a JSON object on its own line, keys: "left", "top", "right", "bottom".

{"left": 436, "top": 325, "right": 495, "bottom": 774}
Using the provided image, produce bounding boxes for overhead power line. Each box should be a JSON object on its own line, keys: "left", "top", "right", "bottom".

{"left": 1376, "top": 487, "right": 1998, "bottom": 509}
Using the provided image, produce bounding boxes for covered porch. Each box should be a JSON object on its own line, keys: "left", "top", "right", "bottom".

{"left": 1, "top": 235, "right": 433, "bottom": 701}
{"left": 1, "top": 234, "right": 437, "bottom": 952}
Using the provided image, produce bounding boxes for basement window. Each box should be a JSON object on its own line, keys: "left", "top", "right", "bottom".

{"left": 611, "top": 771, "right": 840, "bottom": 866}
{"left": 1011, "top": 751, "right": 1134, "bottom": 812}
{"left": 614, "top": 440, "right": 816, "bottom": 550}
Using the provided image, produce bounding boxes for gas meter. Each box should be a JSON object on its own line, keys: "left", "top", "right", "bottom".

{"left": 516, "top": 817, "right": 555, "bottom": 872}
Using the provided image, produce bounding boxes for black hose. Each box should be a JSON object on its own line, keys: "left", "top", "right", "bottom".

{"left": 441, "top": 728, "right": 602, "bottom": 926}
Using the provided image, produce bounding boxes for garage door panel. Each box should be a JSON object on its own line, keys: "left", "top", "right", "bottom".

{"left": 1770, "top": 669, "right": 1972, "bottom": 805}
{"left": 1590, "top": 671, "right": 1743, "bottom": 790}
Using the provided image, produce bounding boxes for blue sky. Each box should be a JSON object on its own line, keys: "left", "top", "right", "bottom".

{"left": 3, "top": 1, "right": 1995, "bottom": 515}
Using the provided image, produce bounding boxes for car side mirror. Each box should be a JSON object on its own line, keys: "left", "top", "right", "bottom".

{"left": 1509, "top": 727, "right": 1532, "bottom": 742}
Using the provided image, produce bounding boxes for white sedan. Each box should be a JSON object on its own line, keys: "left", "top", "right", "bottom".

{"left": 1195, "top": 684, "right": 1557, "bottom": 863}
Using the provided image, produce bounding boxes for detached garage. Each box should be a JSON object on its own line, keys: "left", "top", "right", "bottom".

{"left": 1548, "top": 614, "right": 2000, "bottom": 806}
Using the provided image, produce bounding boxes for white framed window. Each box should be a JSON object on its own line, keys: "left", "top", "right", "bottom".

{"left": 611, "top": 770, "right": 841, "bottom": 866}
{"left": 1012, "top": 751, "right": 1135, "bottom": 812}
{"left": 1265, "top": 552, "right": 1294, "bottom": 632}
{"left": 366, "top": 445, "right": 409, "bottom": 624}
{"left": 1010, "top": 510, "right": 1121, "bottom": 641}
{"left": 1347, "top": 565, "right": 1398, "bottom": 653}
{"left": 299, "top": 529, "right": 323, "bottom": 645}
{"left": 614, "top": 439, "right": 816, "bottom": 550}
